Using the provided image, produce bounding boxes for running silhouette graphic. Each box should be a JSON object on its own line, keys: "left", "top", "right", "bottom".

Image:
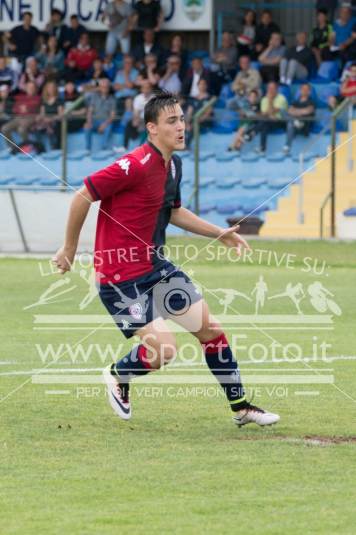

{"left": 307, "top": 281, "right": 341, "bottom": 315}
{"left": 268, "top": 282, "right": 305, "bottom": 314}
{"left": 251, "top": 275, "right": 268, "bottom": 314}
{"left": 216, "top": 288, "right": 252, "bottom": 314}
{"left": 79, "top": 269, "right": 103, "bottom": 310}
{"left": 108, "top": 282, "right": 149, "bottom": 317}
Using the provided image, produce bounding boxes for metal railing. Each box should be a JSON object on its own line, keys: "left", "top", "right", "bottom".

{"left": 60, "top": 95, "right": 85, "bottom": 188}
{"left": 328, "top": 98, "right": 354, "bottom": 238}
{"left": 297, "top": 120, "right": 331, "bottom": 225}
{"left": 192, "top": 96, "right": 217, "bottom": 215}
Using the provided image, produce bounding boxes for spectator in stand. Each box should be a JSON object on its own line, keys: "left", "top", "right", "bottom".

{"left": 136, "top": 53, "right": 160, "bottom": 89}
{"left": 158, "top": 55, "right": 182, "bottom": 94}
{"left": 280, "top": 32, "right": 313, "bottom": 85}
{"left": 258, "top": 32, "right": 286, "bottom": 82}
{"left": 344, "top": 20, "right": 356, "bottom": 62}
{"left": 61, "top": 15, "right": 87, "bottom": 56}
{"left": 113, "top": 54, "right": 139, "bottom": 116}
{"left": 64, "top": 33, "right": 98, "bottom": 82}
{"left": 62, "top": 81, "right": 87, "bottom": 132}
{"left": 164, "top": 35, "right": 189, "bottom": 77}
{"left": 236, "top": 9, "right": 256, "bottom": 57}
{"left": 132, "top": 0, "right": 163, "bottom": 32}
{"left": 182, "top": 56, "right": 210, "bottom": 101}
{"left": 328, "top": 62, "right": 356, "bottom": 108}
{"left": 311, "top": 9, "right": 334, "bottom": 66}
{"left": 185, "top": 78, "right": 213, "bottom": 147}
{"left": 210, "top": 31, "right": 237, "bottom": 95}
{"left": 132, "top": 29, "right": 164, "bottom": 67}
{"left": 227, "top": 55, "right": 261, "bottom": 111}
{"left": 35, "top": 36, "right": 64, "bottom": 80}
{"left": 101, "top": 0, "right": 135, "bottom": 56}
{"left": 4, "top": 12, "right": 40, "bottom": 62}
{"left": 255, "top": 81, "right": 288, "bottom": 154}
{"left": 0, "top": 85, "right": 13, "bottom": 129}
{"left": 18, "top": 57, "right": 45, "bottom": 93}
{"left": 102, "top": 54, "right": 117, "bottom": 81}
{"left": 254, "top": 10, "right": 280, "bottom": 57}
{"left": 82, "top": 58, "right": 110, "bottom": 93}
{"left": 0, "top": 56, "right": 18, "bottom": 92}
{"left": 34, "top": 81, "right": 63, "bottom": 149}
{"left": 113, "top": 54, "right": 139, "bottom": 98}
{"left": 1, "top": 81, "right": 41, "bottom": 152}
{"left": 316, "top": 0, "right": 338, "bottom": 21}
{"left": 123, "top": 80, "right": 153, "bottom": 149}
{"left": 84, "top": 78, "right": 116, "bottom": 151}
{"left": 44, "top": 8, "right": 67, "bottom": 50}
{"left": 322, "top": 4, "right": 356, "bottom": 61}
{"left": 283, "top": 83, "right": 316, "bottom": 153}
{"left": 228, "top": 89, "right": 260, "bottom": 152}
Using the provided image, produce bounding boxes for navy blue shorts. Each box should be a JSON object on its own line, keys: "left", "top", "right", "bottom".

{"left": 98, "top": 260, "right": 202, "bottom": 338}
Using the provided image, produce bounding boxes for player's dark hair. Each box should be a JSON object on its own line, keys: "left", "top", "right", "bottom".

{"left": 144, "top": 90, "right": 179, "bottom": 124}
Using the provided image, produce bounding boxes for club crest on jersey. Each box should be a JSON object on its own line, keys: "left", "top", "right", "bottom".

{"left": 171, "top": 159, "right": 176, "bottom": 180}
{"left": 129, "top": 302, "right": 143, "bottom": 320}
{"left": 117, "top": 158, "right": 131, "bottom": 175}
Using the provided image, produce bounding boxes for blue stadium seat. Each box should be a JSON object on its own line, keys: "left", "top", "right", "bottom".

{"left": 91, "top": 150, "right": 114, "bottom": 161}
{"left": 39, "top": 177, "right": 61, "bottom": 186}
{"left": 241, "top": 177, "right": 267, "bottom": 188}
{"left": 14, "top": 176, "right": 40, "bottom": 186}
{"left": 316, "top": 61, "right": 340, "bottom": 82}
{"left": 200, "top": 176, "right": 215, "bottom": 188}
{"left": 0, "top": 176, "right": 15, "bottom": 185}
{"left": 278, "top": 85, "right": 292, "bottom": 103}
{"left": 216, "top": 200, "right": 240, "bottom": 215}
{"left": 241, "top": 154, "right": 259, "bottom": 163}
{"left": 216, "top": 152, "right": 238, "bottom": 162}
{"left": 266, "top": 152, "right": 287, "bottom": 162}
{"left": 200, "top": 201, "right": 216, "bottom": 214}
{"left": 0, "top": 150, "right": 11, "bottom": 160}
{"left": 41, "top": 150, "right": 62, "bottom": 160}
{"left": 67, "top": 150, "right": 90, "bottom": 160}
{"left": 217, "top": 177, "right": 241, "bottom": 189}
{"left": 267, "top": 177, "right": 291, "bottom": 189}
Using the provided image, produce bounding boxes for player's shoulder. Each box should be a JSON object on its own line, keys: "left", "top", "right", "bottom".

{"left": 114, "top": 148, "right": 145, "bottom": 177}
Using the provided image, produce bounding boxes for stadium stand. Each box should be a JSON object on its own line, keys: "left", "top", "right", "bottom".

{"left": 0, "top": 1, "right": 355, "bottom": 248}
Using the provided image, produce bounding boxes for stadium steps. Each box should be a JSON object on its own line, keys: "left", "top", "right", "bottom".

{"left": 260, "top": 121, "right": 356, "bottom": 238}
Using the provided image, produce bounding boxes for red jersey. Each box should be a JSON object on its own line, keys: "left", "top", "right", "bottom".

{"left": 13, "top": 93, "right": 41, "bottom": 115}
{"left": 84, "top": 142, "right": 182, "bottom": 284}
{"left": 66, "top": 46, "right": 98, "bottom": 71}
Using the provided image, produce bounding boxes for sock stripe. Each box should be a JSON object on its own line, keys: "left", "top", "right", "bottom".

{"left": 137, "top": 345, "right": 152, "bottom": 369}
{"left": 201, "top": 333, "right": 228, "bottom": 354}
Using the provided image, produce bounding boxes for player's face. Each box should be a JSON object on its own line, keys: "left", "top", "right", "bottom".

{"left": 155, "top": 104, "right": 186, "bottom": 151}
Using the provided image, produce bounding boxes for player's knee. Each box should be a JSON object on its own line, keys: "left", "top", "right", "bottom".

{"left": 159, "top": 342, "right": 177, "bottom": 366}
{"left": 195, "top": 321, "right": 224, "bottom": 343}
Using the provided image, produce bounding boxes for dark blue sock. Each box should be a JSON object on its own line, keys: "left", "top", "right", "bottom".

{"left": 112, "top": 345, "right": 152, "bottom": 382}
{"left": 202, "top": 333, "right": 246, "bottom": 411}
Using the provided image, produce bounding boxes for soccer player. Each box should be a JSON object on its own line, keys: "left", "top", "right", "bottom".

{"left": 53, "top": 91, "right": 280, "bottom": 428}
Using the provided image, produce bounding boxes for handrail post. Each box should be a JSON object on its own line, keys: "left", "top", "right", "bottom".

{"left": 192, "top": 96, "right": 217, "bottom": 216}
{"left": 298, "top": 153, "right": 304, "bottom": 224}
{"left": 193, "top": 118, "right": 200, "bottom": 215}
{"left": 60, "top": 95, "right": 85, "bottom": 191}
{"left": 330, "top": 114, "right": 336, "bottom": 238}
{"left": 347, "top": 101, "right": 354, "bottom": 173}
{"left": 61, "top": 114, "right": 68, "bottom": 189}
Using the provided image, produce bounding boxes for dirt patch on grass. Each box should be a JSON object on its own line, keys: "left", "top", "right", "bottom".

{"left": 235, "top": 433, "right": 356, "bottom": 446}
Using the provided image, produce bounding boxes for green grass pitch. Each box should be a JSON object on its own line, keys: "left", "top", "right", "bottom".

{"left": 1, "top": 238, "right": 356, "bottom": 534}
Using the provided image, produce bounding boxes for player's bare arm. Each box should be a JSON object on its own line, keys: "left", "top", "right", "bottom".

{"left": 52, "top": 185, "right": 93, "bottom": 273}
{"left": 170, "top": 206, "right": 250, "bottom": 254}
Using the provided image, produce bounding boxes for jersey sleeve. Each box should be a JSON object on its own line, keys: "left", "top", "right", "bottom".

{"left": 84, "top": 155, "right": 142, "bottom": 201}
{"left": 172, "top": 155, "right": 182, "bottom": 208}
